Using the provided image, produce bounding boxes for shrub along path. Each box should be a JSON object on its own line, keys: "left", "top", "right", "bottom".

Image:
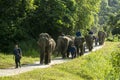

{"left": 0, "top": 45, "right": 103, "bottom": 77}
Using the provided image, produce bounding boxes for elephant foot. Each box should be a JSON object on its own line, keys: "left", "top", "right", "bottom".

{"left": 62, "top": 55, "right": 66, "bottom": 59}
{"left": 62, "top": 57, "right": 65, "bottom": 59}
{"left": 40, "top": 62, "right": 44, "bottom": 65}
{"left": 45, "top": 63, "right": 49, "bottom": 65}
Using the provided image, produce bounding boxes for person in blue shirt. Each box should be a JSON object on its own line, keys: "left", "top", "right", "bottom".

{"left": 76, "top": 30, "right": 81, "bottom": 37}
{"left": 68, "top": 44, "right": 77, "bottom": 59}
{"left": 87, "top": 29, "right": 93, "bottom": 35}
{"left": 13, "top": 44, "right": 22, "bottom": 68}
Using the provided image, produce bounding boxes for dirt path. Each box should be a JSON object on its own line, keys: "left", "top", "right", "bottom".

{"left": 0, "top": 45, "right": 103, "bottom": 77}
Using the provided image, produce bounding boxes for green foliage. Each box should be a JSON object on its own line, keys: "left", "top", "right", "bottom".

{"left": 112, "top": 27, "right": 120, "bottom": 35}
{"left": 0, "top": 0, "right": 36, "bottom": 52}
{"left": 21, "top": 0, "right": 78, "bottom": 40}
{"left": 19, "top": 39, "right": 39, "bottom": 57}
{"left": 75, "top": 0, "right": 101, "bottom": 31}
{"left": 109, "top": 49, "right": 120, "bottom": 79}
{"left": 98, "top": 0, "right": 120, "bottom": 38}
{"left": 99, "top": 0, "right": 120, "bottom": 25}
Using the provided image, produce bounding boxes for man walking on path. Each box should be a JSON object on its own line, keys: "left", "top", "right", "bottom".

{"left": 13, "top": 44, "right": 22, "bottom": 68}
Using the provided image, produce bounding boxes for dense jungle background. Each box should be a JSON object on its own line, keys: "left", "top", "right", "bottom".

{"left": 0, "top": 0, "right": 120, "bottom": 53}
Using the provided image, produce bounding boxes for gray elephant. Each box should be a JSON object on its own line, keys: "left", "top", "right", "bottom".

{"left": 98, "top": 31, "right": 106, "bottom": 45}
{"left": 93, "top": 35, "right": 99, "bottom": 46}
{"left": 37, "top": 33, "right": 56, "bottom": 64}
{"left": 56, "top": 35, "right": 73, "bottom": 58}
{"left": 85, "top": 35, "right": 94, "bottom": 51}
{"left": 74, "top": 37, "right": 85, "bottom": 56}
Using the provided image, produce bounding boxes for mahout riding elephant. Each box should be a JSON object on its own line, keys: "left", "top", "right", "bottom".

{"left": 74, "top": 37, "right": 85, "bottom": 56}
{"left": 98, "top": 31, "right": 106, "bottom": 45}
{"left": 56, "top": 35, "right": 73, "bottom": 59}
{"left": 37, "top": 33, "right": 56, "bottom": 64}
{"left": 85, "top": 35, "right": 94, "bottom": 51}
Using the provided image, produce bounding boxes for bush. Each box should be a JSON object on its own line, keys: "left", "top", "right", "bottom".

{"left": 108, "top": 49, "right": 120, "bottom": 79}
{"left": 19, "top": 39, "right": 39, "bottom": 57}
{"left": 111, "top": 49, "right": 120, "bottom": 79}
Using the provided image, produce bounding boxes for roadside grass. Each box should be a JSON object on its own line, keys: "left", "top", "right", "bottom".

{"left": 0, "top": 53, "right": 39, "bottom": 69}
{"left": 0, "top": 42, "right": 119, "bottom": 80}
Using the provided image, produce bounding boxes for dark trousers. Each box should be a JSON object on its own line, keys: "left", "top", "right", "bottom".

{"left": 15, "top": 57, "right": 21, "bottom": 68}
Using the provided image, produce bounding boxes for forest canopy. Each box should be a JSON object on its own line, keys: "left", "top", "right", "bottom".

{"left": 0, "top": 0, "right": 120, "bottom": 52}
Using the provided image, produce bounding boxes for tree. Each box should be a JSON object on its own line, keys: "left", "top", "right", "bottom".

{"left": 0, "top": 0, "right": 36, "bottom": 52}
{"left": 22, "top": 0, "right": 77, "bottom": 40}
{"left": 75, "top": 0, "right": 101, "bottom": 35}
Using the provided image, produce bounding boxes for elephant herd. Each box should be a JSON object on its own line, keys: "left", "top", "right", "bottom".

{"left": 37, "top": 31, "right": 106, "bottom": 64}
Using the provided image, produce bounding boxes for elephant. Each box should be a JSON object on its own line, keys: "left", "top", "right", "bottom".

{"left": 85, "top": 35, "right": 94, "bottom": 51}
{"left": 93, "top": 35, "right": 99, "bottom": 46}
{"left": 98, "top": 31, "right": 106, "bottom": 45}
{"left": 56, "top": 35, "right": 73, "bottom": 59}
{"left": 74, "top": 37, "right": 85, "bottom": 56}
{"left": 37, "top": 33, "right": 56, "bottom": 64}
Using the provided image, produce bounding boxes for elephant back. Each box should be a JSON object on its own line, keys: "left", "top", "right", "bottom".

{"left": 85, "top": 35, "right": 94, "bottom": 43}
{"left": 74, "top": 37, "right": 85, "bottom": 46}
{"left": 66, "top": 35, "right": 75, "bottom": 41}
{"left": 85, "top": 35, "right": 94, "bottom": 49}
{"left": 56, "top": 36, "right": 72, "bottom": 52}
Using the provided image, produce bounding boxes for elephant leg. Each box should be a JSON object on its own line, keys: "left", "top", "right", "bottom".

{"left": 48, "top": 52, "right": 51, "bottom": 63}
{"left": 40, "top": 53, "right": 44, "bottom": 64}
{"left": 95, "top": 39, "right": 97, "bottom": 46}
{"left": 76, "top": 46, "right": 79, "bottom": 56}
{"left": 89, "top": 45, "right": 92, "bottom": 51}
{"left": 45, "top": 53, "right": 49, "bottom": 64}
{"left": 90, "top": 45, "right": 93, "bottom": 51}
{"left": 74, "top": 51, "right": 77, "bottom": 58}
{"left": 99, "top": 38, "right": 102, "bottom": 45}
{"left": 62, "top": 51, "right": 67, "bottom": 59}
{"left": 80, "top": 45, "right": 84, "bottom": 56}
{"left": 87, "top": 43, "right": 90, "bottom": 51}
{"left": 67, "top": 51, "right": 69, "bottom": 58}
{"left": 71, "top": 52, "right": 74, "bottom": 59}
{"left": 61, "top": 51, "right": 65, "bottom": 59}
{"left": 102, "top": 37, "right": 105, "bottom": 45}
{"left": 74, "top": 52, "right": 77, "bottom": 58}
{"left": 88, "top": 45, "right": 92, "bottom": 51}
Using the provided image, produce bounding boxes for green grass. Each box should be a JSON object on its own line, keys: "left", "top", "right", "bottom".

{"left": 0, "top": 42, "right": 119, "bottom": 80}
{"left": 0, "top": 53, "right": 39, "bottom": 69}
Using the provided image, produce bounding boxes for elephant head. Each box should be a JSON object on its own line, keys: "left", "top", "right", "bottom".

{"left": 74, "top": 37, "right": 85, "bottom": 56}
{"left": 98, "top": 31, "right": 106, "bottom": 45}
{"left": 37, "top": 33, "right": 56, "bottom": 64}
{"left": 56, "top": 35, "right": 72, "bottom": 58}
{"left": 85, "top": 35, "right": 94, "bottom": 51}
